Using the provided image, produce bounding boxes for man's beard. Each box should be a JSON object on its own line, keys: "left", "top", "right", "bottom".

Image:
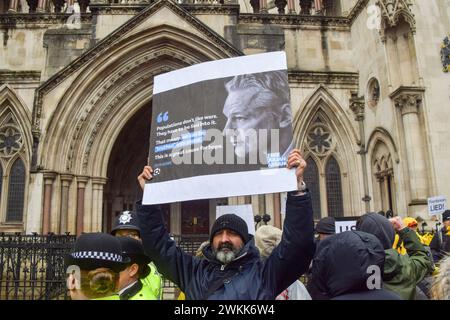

{"left": 213, "top": 242, "right": 243, "bottom": 265}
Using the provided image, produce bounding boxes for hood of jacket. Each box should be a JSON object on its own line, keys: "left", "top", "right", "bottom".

{"left": 356, "top": 212, "right": 396, "bottom": 250}
{"left": 311, "top": 231, "right": 385, "bottom": 299}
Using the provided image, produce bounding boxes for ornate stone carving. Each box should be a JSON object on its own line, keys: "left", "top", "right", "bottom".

{"left": 376, "top": 0, "right": 416, "bottom": 40}
{"left": 0, "top": 124, "right": 23, "bottom": 158}
{"left": 288, "top": 70, "right": 359, "bottom": 88}
{"left": 349, "top": 92, "right": 365, "bottom": 121}
{"left": 394, "top": 94, "right": 420, "bottom": 115}
{"left": 0, "top": 71, "right": 41, "bottom": 84}
{"left": 32, "top": 0, "right": 242, "bottom": 137}
{"left": 0, "top": 13, "right": 92, "bottom": 28}
{"left": 306, "top": 124, "right": 333, "bottom": 157}
{"left": 238, "top": 12, "right": 349, "bottom": 28}
{"left": 390, "top": 86, "right": 425, "bottom": 116}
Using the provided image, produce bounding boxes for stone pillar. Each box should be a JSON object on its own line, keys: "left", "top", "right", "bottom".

{"left": 42, "top": 172, "right": 56, "bottom": 234}
{"left": 259, "top": 0, "right": 267, "bottom": 13}
{"left": 208, "top": 199, "right": 216, "bottom": 231}
{"left": 313, "top": 0, "right": 323, "bottom": 14}
{"left": 273, "top": 193, "right": 281, "bottom": 228}
{"left": 36, "top": 0, "right": 46, "bottom": 12}
{"left": 391, "top": 87, "right": 428, "bottom": 206}
{"left": 170, "top": 202, "right": 181, "bottom": 236}
{"left": 265, "top": 194, "right": 275, "bottom": 225}
{"left": 92, "top": 177, "right": 107, "bottom": 233}
{"left": 287, "top": 0, "right": 295, "bottom": 13}
{"left": 76, "top": 176, "right": 89, "bottom": 236}
{"left": 59, "top": 173, "right": 73, "bottom": 234}
{"left": 350, "top": 93, "right": 371, "bottom": 212}
{"left": 8, "top": 0, "right": 19, "bottom": 12}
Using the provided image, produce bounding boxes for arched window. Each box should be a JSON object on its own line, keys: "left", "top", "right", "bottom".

{"left": 325, "top": 156, "right": 344, "bottom": 217}
{"left": 304, "top": 157, "right": 321, "bottom": 220}
{"left": 6, "top": 158, "right": 25, "bottom": 222}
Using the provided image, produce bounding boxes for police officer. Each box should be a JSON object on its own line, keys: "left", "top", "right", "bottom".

{"left": 111, "top": 210, "right": 162, "bottom": 299}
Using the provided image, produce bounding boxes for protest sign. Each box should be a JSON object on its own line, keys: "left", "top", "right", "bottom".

{"left": 143, "top": 51, "right": 297, "bottom": 204}
{"left": 216, "top": 204, "right": 255, "bottom": 236}
{"left": 335, "top": 217, "right": 358, "bottom": 234}
{"left": 428, "top": 196, "right": 447, "bottom": 216}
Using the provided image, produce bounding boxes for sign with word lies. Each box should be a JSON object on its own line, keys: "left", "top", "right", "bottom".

{"left": 428, "top": 196, "right": 447, "bottom": 216}
{"left": 335, "top": 217, "right": 358, "bottom": 234}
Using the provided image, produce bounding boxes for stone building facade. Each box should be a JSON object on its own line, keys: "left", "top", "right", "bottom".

{"left": 0, "top": 0, "right": 449, "bottom": 235}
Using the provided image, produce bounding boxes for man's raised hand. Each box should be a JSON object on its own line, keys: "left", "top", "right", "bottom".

{"left": 287, "top": 149, "right": 307, "bottom": 186}
{"left": 138, "top": 166, "right": 153, "bottom": 191}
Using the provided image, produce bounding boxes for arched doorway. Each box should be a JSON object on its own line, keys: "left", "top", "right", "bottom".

{"left": 103, "top": 103, "right": 152, "bottom": 232}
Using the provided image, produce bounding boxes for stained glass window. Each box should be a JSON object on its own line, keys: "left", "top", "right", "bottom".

{"left": 325, "top": 156, "right": 344, "bottom": 218}
{"left": 6, "top": 158, "right": 25, "bottom": 222}
{"left": 304, "top": 157, "right": 321, "bottom": 220}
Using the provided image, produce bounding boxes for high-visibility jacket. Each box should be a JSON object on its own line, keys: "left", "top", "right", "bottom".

{"left": 92, "top": 295, "right": 120, "bottom": 300}
{"left": 94, "top": 281, "right": 158, "bottom": 300}
{"left": 128, "top": 281, "right": 157, "bottom": 300}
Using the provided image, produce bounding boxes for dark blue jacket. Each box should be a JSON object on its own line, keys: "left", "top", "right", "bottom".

{"left": 137, "top": 192, "right": 314, "bottom": 300}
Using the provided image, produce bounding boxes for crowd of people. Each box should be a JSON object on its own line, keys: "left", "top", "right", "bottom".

{"left": 65, "top": 149, "right": 450, "bottom": 300}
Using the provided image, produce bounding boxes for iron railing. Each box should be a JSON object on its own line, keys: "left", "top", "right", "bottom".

{"left": 0, "top": 232, "right": 76, "bottom": 300}
{"left": 0, "top": 233, "right": 209, "bottom": 300}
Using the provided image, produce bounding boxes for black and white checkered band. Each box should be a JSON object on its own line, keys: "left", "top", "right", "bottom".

{"left": 71, "top": 251, "right": 123, "bottom": 262}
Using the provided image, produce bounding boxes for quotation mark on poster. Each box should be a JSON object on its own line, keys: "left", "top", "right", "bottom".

{"left": 366, "top": 4, "right": 381, "bottom": 30}
{"left": 157, "top": 111, "right": 169, "bottom": 123}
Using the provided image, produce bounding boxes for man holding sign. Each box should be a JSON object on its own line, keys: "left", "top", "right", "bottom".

{"left": 136, "top": 149, "right": 314, "bottom": 300}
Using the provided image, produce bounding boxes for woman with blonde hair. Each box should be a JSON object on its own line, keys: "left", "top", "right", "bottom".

{"left": 65, "top": 233, "right": 130, "bottom": 300}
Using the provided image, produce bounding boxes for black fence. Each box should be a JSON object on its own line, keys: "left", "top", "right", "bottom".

{"left": 0, "top": 233, "right": 209, "bottom": 300}
{"left": 0, "top": 233, "right": 76, "bottom": 300}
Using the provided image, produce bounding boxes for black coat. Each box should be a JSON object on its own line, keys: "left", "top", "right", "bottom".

{"left": 137, "top": 192, "right": 314, "bottom": 300}
{"left": 429, "top": 227, "right": 450, "bottom": 262}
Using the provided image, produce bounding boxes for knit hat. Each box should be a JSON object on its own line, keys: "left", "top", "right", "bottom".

{"left": 65, "top": 233, "right": 130, "bottom": 273}
{"left": 254, "top": 225, "right": 282, "bottom": 258}
{"left": 315, "top": 216, "right": 336, "bottom": 235}
{"left": 111, "top": 211, "right": 140, "bottom": 236}
{"left": 210, "top": 214, "right": 249, "bottom": 244}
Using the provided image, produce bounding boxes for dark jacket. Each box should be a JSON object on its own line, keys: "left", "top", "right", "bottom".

{"left": 137, "top": 192, "right": 314, "bottom": 300}
{"left": 429, "top": 226, "right": 450, "bottom": 262}
{"left": 357, "top": 213, "right": 433, "bottom": 300}
{"left": 309, "top": 230, "right": 400, "bottom": 300}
